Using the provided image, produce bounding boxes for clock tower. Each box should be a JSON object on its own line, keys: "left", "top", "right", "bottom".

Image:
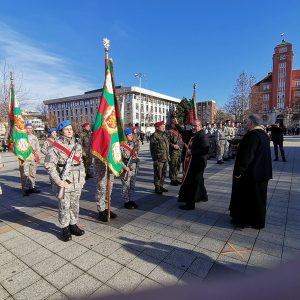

{"left": 271, "top": 38, "right": 294, "bottom": 109}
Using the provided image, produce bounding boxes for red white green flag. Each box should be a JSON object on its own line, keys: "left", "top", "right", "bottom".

{"left": 8, "top": 75, "right": 32, "bottom": 160}
{"left": 91, "top": 58, "right": 126, "bottom": 176}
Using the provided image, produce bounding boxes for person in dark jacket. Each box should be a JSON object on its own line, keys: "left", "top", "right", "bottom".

{"left": 175, "top": 119, "right": 209, "bottom": 210}
{"left": 266, "top": 124, "right": 286, "bottom": 162}
{"left": 229, "top": 114, "right": 272, "bottom": 229}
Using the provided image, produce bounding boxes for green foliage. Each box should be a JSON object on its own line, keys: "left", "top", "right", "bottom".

{"left": 175, "top": 97, "right": 193, "bottom": 125}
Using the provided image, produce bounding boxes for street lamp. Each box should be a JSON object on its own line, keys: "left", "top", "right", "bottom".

{"left": 134, "top": 73, "right": 145, "bottom": 131}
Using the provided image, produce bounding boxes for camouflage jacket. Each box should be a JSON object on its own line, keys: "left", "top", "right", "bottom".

{"left": 44, "top": 136, "right": 85, "bottom": 191}
{"left": 28, "top": 133, "right": 41, "bottom": 161}
{"left": 79, "top": 129, "right": 92, "bottom": 155}
{"left": 168, "top": 129, "right": 184, "bottom": 155}
{"left": 150, "top": 130, "right": 170, "bottom": 162}
{"left": 120, "top": 141, "right": 140, "bottom": 166}
{"left": 41, "top": 137, "right": 56, "bottom": 155}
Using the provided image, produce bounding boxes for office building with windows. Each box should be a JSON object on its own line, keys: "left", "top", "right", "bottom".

{"left": 44, "top": 86, "right": 181, "bottom": 132}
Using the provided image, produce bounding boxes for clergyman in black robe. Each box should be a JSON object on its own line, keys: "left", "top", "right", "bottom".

{"left": 229, "top": 114, "right": 272, "bottom": 229}
{"left": 176, "top": 119, "right": 209, "bottom": 210}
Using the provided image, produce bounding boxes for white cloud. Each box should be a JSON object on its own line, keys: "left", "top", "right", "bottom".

{"left": 0, "top": 22, "right": 92, "bottom": 108}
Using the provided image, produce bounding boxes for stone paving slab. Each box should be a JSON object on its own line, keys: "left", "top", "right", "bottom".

{"left": 0, "top": 137, "right": 300, "bottom": 298}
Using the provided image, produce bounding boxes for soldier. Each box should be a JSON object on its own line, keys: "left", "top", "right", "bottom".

{"left": 41, "top": 128, "right": 57, "bottom": 155}
{"left": 215, "top": 122, "right": 227, "bottom": 164}
{"left": 168, "top": 120, "right": 184, "bottom": 186}
{"left": 44, "top": 120, "right": 85, "bottom": 242}
{"left": 80, "top": 122, "right": 93, "bottom": 179}
{"left": 41, "top": 128, "right": 58, "bottom": 192}
{"left": 120, "top": 128, "right": 140, "bottom": 209}
{"left": 21, "top": 122, "right": 41, "bottom": 196}
{"left": 150, "top": 120, "right": 170, "bottom": 194}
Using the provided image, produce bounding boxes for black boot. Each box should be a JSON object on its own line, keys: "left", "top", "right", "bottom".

{"left": 23, "top": 190, "right": 30, "bottom": 196}
{"left": 273, "top": 157, "right": 278, "bottom": 161}
{"left": 62, "top": 226, "right": 72, "bottom": 242}
{"left": 282, "top": 157, "right": 287, "bottom": 162}
{"left": 161, "top": 187, "right": 168, "bottom": 192}
{"left": 155, "top": 187, "right": 162, "bottom": 195}
{"left": 170, "top": 180, "right": 179, "bottom": 186}
{"left": 29, "top": 188, "right": 41, "bottom": 193}
{"left": 99, "top": 211, "right": 108, "bottom": 222}
{"left": 69, "top": 224, "right": 85, "bottom": 236}
{"left": 105, "top": 209, "right": 117, "bottom": 219}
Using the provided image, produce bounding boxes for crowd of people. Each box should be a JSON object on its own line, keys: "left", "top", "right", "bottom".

{"left": 1, "top": 114, "right": 289, "bottom": 241}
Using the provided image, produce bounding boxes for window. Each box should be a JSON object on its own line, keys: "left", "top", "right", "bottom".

{"left": 296, "top": 81, "right": 300, "bottom": 87}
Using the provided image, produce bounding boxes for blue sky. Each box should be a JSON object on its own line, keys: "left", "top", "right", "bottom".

{"left": 1, "top": 0, "right": 299, "bottom": 109}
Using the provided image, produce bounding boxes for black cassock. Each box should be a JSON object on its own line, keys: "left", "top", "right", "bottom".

{"left": 178, "top": 130, "right": 209, "bottom": 206}
{"left": 229, "top": 128, "right": 272, "bottom": 229}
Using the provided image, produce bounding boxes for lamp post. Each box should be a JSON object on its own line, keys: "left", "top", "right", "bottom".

{"left": 134, "top": 73, "right": 145, "bottom": 132}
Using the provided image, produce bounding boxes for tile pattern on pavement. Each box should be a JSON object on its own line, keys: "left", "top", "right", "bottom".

{"left": 0, "top": 136, "right": 300, "bottom": 298}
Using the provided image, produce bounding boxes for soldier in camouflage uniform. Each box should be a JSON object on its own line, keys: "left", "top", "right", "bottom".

{"left": 215, "top": 122, "right": 227, "bottom": 164}
{"left": 120, "top": 128, "right": 140, "bottom": 209}
{"left": 168, "top": 121, "right": 184, "bottom": 186}
{"left": 150, "top": 120, "right": 170, "bottom": 195}
{"left": 21, "top": 122, "right": 41, "bottom": 196}
{"left": 41, "top": 128, "right": 58, "bottom": 192}
{"left": 41, "top": 128, "right": 57, "bottom": 155}
{"left": 79, "top": 122, "right": 93, "bottom": 179}
{"left": 44, "top": 120, "right": 85, "bottom": 242}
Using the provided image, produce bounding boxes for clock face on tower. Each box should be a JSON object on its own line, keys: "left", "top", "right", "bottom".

{"left": 280, "top": 54, "right": 286, "bottom": 60}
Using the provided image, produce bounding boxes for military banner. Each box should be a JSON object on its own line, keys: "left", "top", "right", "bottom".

{"left": 91, "top": 41, "right": 125, "bottom": 176}
{"left": 8, "top": 74, "right": 32, "bottom": 160}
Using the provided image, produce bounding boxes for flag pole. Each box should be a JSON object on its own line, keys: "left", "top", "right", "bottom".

{"left": 103, "top": 38, "right": 111, "bottom": 224}
{"left": 192, "top": 83, "right": 197, "bottom": 121}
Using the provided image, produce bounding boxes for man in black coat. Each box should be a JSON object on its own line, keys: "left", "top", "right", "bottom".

{"left": 175, "top": 119, "right": 209, "bottom": 210}
{"left": 266, "top": 124, "right": 286, "bottom": 162}
{"left": 229, "top": 114, "right": 272, "bottom": 229}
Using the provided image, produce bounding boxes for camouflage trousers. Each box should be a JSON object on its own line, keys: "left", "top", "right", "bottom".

{"left": 58, "top": 190, "right": 81, "bottom": 227}
{"left": 94, "top": 159, "right": 114, "bottom": 212}
{"left": 120, "top": 163, "right": 137, "bottom": 203}
{"left": 153, "top": 161, "right": 167, "bottom": 188}
{"left": 223, "top": 140, "right": 230, "bottom": 159}
{"left": 217, "top": 140, "right": 226, "bottom": 161}
{"left": 83, "top": 154, "right": 93, "bottom": 177}
{"left": 20, "top": 159, "right": 37, "bottom": 190}
{"left": 169, "top": 154, "right": 181, "bottom": 181}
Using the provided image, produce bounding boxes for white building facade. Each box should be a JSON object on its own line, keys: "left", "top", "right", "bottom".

{"left": 44, "top": 86, "right": 181, "bottom": 132}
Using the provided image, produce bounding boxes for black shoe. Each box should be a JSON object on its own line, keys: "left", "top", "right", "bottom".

{"left": 161, "top": 187, "right": 168, "bottom": 192}
{"left": 29, "top": 188, "right": 41, "bottom": 193}
{"left": 105, "top": 209, "right": 117, "bottom": 219}
{"left": 85, "top": 174, "right": 94, "bottom": 180}
{"left": 170, "top": 180, "right": 179, "bottom": 186}
{"left": 62, "top": 226, "right": 72, "bottom": 242}
{"left": 179, "top": 204, "right": 195, "bottom": 210}
{"left": 282, "top": 158, "right": 287, "bottom": 162}
{"left": 155, "top": 187, "right": 163, "bottom": 195}
{"left": 69, "top": 224, "right": 85, "bottom": 236}
{"left": 175, "top": 180, "right": 182, "bottom": 185}
{"left": 99, "top": 211, "right": 108, "bottom": 222}
{"left": 217, "top": 160, "right": 224, "bottom": 164}
{"left": 23, "top": 190, "right": 30, "bottom": 196}
{"left": 124, "top": 201, "right": 138, "bottom": 209}
{"left": 273, "top": 158, "right": 279, "bottom": 161}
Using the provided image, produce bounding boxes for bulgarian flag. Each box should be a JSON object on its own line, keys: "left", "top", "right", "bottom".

{"left": 8, "top": 74, "right": 32, "bottom": 160}
{"left": 91, "top": 56, "right": 126, "bottom": 176}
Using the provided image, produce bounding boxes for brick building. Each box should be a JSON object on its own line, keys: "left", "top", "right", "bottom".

{"left": 250, "top": 38, "right": 300, "bottom": 126}
{"left": 196, "top": 100, "right": 217, "bottom": 124}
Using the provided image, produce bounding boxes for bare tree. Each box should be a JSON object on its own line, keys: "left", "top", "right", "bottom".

{"left": 224, "top": 71, "right": 256, "bottom": 122}
{"left": 214, "top": 109, "right": 234, "bottom": 123}
{"left": 0, "top": 61, "right": 28, "bottom": 122}
{"left": 35, "top": 103, "right": 48, "bottom": 121}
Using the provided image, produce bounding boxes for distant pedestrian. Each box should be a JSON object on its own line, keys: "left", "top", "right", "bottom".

{"left": 229, "top": 114, "right": 272, "bottom": 229}
{"left": 266, "top": 124, "right": 286, "bottom": 162}
{"left": 80, "top": 122, "right": 94, "bottom": 178}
